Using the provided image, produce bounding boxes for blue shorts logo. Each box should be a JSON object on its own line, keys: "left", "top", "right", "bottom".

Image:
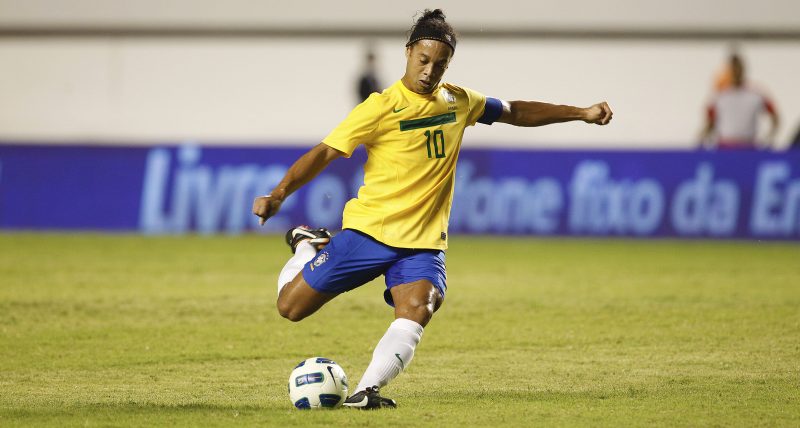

{"left": 309, "top": 251, "right": 329, "bottom": 271}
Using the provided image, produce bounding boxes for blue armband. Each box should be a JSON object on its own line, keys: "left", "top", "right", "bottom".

{"left": 477, "top": 97, "right": 503, "bottom": 125}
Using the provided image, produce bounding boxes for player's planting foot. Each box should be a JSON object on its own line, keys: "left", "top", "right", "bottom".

{"left": 342, "top": 385, "right": 397, "bottom": 410}
{"left": 285, "top": 226, "right": 332, "bottom": 253}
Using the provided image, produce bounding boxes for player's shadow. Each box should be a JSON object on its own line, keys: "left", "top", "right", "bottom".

{"left": 411, "top": 387, "right": 647, "bottom": 403}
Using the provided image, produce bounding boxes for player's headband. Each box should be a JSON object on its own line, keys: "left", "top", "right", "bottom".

{"left": 406, "top": 27, "right": 456, "bottom": 52}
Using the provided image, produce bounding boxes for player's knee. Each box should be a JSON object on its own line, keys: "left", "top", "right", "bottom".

{"left": 413, "top": 304, "right": 435, "bottom": 326}
{"left": 396, "top": 294, "right": 436, "bottom": 326}
{"left": 276, "top": 298, "right": 306, "bottom": 322}
{"left": 416, "top": 305, "right": 435, "bottom": 325}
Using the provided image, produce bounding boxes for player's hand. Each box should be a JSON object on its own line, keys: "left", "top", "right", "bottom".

{"left": 252, "top": 193, "right": 284, "bottom": 226}
{"left": 583, "top": 102, "right": 613, "bottom": 125}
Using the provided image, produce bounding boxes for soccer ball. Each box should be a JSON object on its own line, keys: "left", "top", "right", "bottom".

{"left": 288, "top": 357, "right": 349, "bottom": 409}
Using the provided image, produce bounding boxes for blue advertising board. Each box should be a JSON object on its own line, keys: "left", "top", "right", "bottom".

{"left": 1, "top": 143, "right": 799, "bottom": 240}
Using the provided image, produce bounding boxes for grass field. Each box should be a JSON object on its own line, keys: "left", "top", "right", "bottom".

{"left": 1, "top": 233, "right": 798, "bottom": 427}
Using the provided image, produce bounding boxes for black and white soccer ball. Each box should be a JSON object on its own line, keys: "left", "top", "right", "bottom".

{"left": 288, "top": 357, "right": 348, "bottom": 409}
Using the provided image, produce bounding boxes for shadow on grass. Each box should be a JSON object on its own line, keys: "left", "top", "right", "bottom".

{"left": 409, "top": 387, "right": 651, "bottom": 403}
{"left": 1, "top": 401, "right": 420, "bottom": 428}
{"left": 2, "top": 387, "right": 648, "bottom": 419}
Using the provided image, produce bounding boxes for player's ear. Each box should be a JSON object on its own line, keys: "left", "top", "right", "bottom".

{"left": 405, "top": 46, "right": 411, "bottom": 59}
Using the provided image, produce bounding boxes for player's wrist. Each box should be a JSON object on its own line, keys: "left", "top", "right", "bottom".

{"left": 579, "top": 106, "right": 593, "bottom": 122}
{"left": 270, "top": 187, "right": 288, "bottom": 202}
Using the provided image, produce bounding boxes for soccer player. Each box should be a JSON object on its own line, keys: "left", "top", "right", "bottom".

{"left": 253, "top": 9, "right": 612, "bottom": 409}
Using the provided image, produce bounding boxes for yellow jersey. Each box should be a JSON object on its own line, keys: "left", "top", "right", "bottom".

{"left": 322, "top": 80, "right": 487, "bottom": 250}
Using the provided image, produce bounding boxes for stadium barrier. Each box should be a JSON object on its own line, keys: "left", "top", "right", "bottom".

{"left": 1, "top": 143, "right": 799, "bottom": 240}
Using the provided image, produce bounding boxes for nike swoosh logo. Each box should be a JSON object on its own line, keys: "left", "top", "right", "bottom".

{"left": 395, "top": 353, "right": 405, "bottom": 370}
{"left": 327, "top": 366, "right": 337, "bottom": 387}
{"left": 393, "top": 106, "right": 408, "bottom": 113}
{"left": 344, "top": 396, "right": 369, "bottom": 407}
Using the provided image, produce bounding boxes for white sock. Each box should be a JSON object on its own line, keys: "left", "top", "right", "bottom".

{"left": 277, "top": 241, "right": 317, "bottom": 293}
{"left": 355, "top": 318, "right": 424, "bottom": 392}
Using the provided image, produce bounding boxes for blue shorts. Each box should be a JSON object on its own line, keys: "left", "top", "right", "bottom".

{"left": 302, "top": 229, "right": 447, "bottom": 306}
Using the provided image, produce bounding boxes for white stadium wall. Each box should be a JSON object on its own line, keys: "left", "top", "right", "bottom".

{"left": 3, "top": 0, "right": 799, "bottom": 31}
{"left": 1, "top": 0, "right": 799, "bottom": 148}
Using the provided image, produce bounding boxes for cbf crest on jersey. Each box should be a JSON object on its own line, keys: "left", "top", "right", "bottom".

{"left": 441, "top": 89, "right": 456, "bottom": 104}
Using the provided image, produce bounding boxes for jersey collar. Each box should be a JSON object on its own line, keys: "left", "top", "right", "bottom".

{"left": 396, "top": 80, "right": 441, "bottom": 100}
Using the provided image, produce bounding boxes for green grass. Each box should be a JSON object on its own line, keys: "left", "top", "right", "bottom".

{"left": 1, "top": 233, "right": 798, "bottom": 427}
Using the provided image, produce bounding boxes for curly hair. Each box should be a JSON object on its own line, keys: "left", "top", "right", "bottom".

{"left": 406, "top": 9, "right": 457, "bottom": 52}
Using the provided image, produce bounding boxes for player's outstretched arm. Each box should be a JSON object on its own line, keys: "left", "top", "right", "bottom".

{"left": 252, "top": 143, "right": 344, "bottom": 225}
{"left": 495, "top": 100, "right": 613, "bottom": 127}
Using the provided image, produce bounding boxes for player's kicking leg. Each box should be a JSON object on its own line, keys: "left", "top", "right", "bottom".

{"left": 343, "top": 279, "right": 444, "bottom": 410}
{"left": 277, "top": 229, "right": 443, "bottom": 409}
{"left": 275, "top": 226, "right": 335, "bottom": 321}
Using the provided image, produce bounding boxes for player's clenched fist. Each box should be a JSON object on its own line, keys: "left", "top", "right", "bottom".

{"left": 252, "top": 194, "right": 283, "bottom": 225}
{"left": 582, "top": 102, "right": 613, "bottom": 125}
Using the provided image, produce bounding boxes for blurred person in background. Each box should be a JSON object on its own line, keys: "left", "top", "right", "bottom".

{"left": 253, "top": 9, "right": 612, "bottom": 409}
{"left": 356, "top": 45, "right": 382, "bottom": 103}
{"left": 701, "top": 52, "right": 780, "bottom": 150}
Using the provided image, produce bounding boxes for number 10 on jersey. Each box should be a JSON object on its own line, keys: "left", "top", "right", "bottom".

{"left": 425, "top": 130, "right": 446, "bottom": 159}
